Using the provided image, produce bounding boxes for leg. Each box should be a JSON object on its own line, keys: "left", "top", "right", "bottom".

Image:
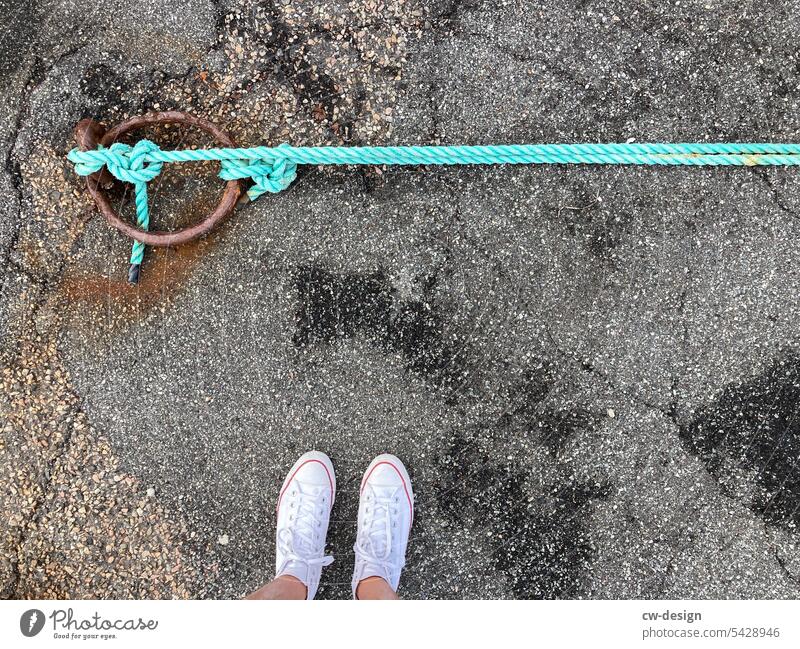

{"left": 246, "top": 575, "right": 307, "bottom": 600}
{"left": 245, "top": 451, "right": 336, "bottom": 601}
{"left": 352, "top": 454, "right": 414, "bottom": 599}
{"left": 355, "top": 575, "right": 400, "bottom": 600}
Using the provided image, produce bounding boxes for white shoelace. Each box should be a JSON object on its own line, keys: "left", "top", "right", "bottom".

{"left": 354, "top": 490, "right": 404, "bottom": 579}
{"left": 277, "top": 489, "right": 334, "bottom": 579}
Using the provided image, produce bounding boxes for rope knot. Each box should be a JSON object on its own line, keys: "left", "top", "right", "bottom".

{"left": 105, "top": 140, "right": 163, "bottom": 185}
{"left": 219, "top": 143, "right": 297, "bottom": 200}
{"left": 67, "top": 140, "right": 165, "bottom": 277}
{"left": 68, "top": 139, "right": 164, "bottom": 186}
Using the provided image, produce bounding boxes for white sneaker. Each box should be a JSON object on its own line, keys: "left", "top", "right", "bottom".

{"left": 352, "top": 454, "right": 414, "bottom": 598}
{"left": 275, "top": 451, "right": 336, "bottom": 600}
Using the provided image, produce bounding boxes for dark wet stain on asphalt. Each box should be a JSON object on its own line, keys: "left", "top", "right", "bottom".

{"left": 680, "top": 352, "right": 800, "bottom": 531}
{"left": 496, "top": 365, "right": 598, "bottom": 455}
{"left": 294, "top": 265, "right": 470, "bottom": 388}
{"left": 436, "top": 431, "right": 612, "bottom": 598}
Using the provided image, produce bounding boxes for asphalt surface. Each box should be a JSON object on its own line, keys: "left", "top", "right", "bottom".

{"left": 2, "top": 0, "right": 800, "bottom": 599}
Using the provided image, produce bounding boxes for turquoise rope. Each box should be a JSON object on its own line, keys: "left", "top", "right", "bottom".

{"left": 68, "top": 139, "right": 800, "bottom": 275}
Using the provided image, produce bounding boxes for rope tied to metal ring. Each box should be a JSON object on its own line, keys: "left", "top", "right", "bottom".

{"left": 68, "top": 138, "right": 800, "bottom": 283}
{"left": 68, "top": 139, "right": 299, "bottom": 282}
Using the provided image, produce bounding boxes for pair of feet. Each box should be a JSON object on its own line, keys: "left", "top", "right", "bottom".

{"left": 273, "top": 451, "right": 414, "bottom": 599}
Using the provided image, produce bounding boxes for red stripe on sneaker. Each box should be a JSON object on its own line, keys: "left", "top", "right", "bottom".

{"left": 360, "top": 461, "right": 414, "bottom": 525}
{"left": 276, "top": 459, "right": 335, "bottom": 513}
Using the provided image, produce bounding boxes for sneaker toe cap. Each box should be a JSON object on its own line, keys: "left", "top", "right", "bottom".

{"left": 291, "top": 452, "right": 335, "bottom": 490}
{"left": 363, "top": 456, "right": 412, "bottom": 497}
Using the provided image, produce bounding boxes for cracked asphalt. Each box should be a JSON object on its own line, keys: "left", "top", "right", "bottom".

{"left": 2, "top": 0, "right": 800, "bottom": 599}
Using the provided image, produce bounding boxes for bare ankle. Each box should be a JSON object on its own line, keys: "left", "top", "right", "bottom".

{"left": 246, "top": 574, "right": 307, "bottom": 600}
{"left": 275, "top": 574, "right": 308, "bottom": 598}
{"left": 356, "top": 576, "right": 398, "bottom": 600}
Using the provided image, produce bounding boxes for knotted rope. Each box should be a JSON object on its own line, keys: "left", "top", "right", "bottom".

{"left": 68, "top": 139, "right": 800, "bottom": 280}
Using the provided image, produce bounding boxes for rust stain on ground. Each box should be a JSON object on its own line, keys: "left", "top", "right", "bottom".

{"left": 56, "top": 143, "right": 235, "bottom": 331}
{"left": 59, "top": 235, "right": 214, "bottom": 322}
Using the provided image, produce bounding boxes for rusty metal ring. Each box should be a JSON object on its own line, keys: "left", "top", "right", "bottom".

{"left": 74, "top": 111, "right": 242, "bottom": 247}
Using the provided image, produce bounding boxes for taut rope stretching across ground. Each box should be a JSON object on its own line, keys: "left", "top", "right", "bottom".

{"left": 68, "top": 121, "right": 800, "bottom": 282}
